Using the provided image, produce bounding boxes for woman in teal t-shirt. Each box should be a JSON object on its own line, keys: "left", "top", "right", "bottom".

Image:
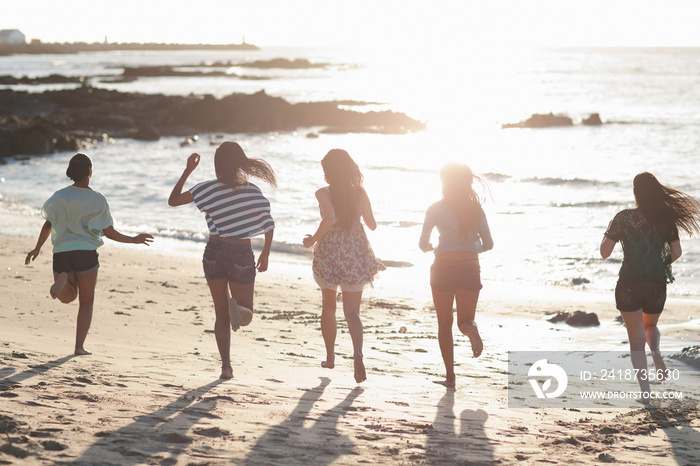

{"left": 25, "top": 153, "right": 153, "bottom": 355}
{"left": 601, "top": 172, "right": 700, "bottom": 403}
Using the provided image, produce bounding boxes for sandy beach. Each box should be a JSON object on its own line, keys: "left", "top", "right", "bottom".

{"left": 1, "top": 231, "right": 700, "bottom": 465}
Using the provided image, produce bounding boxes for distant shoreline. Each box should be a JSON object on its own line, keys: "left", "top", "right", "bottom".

{"left": 0, "top": 41, "right": 259, "bottom": 56}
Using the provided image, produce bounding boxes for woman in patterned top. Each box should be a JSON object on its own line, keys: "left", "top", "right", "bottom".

{"left": 169, "top": 142, "right": 277, "bottom": 379}
{"left": 601, "top": 172, "right": 700, "bottom": 403}
{"left": 303, "top": 149, "right": 385, "bottom": 383}
{"left": 25, "top": 153, "right": 154, "bottom": 355}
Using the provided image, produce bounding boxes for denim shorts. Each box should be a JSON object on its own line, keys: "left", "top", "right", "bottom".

{"left": 615, "top": 279, "right": 666, "bottom": 314}
{"left": 202, "top": 238, "right": 256, "bottom": 284}
{"left": 53, "top": 250, "right": 99, "bottom": 275}
{"left": 430, "top": 258, "right": 482, "bottom": 293}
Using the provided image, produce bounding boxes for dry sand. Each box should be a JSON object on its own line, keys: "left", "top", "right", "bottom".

{"left": 1, "top": 233, "right": 700, "bottom": 465}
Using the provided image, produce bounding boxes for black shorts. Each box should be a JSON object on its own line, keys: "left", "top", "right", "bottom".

{"left": 53, "top": 250, "right": 99, "bottom": 275}
{"left": 615, "top": 279, "right": 666, "bottom": 315}
{"left": 430, "top": 258, "right": 482, "bottom": 293}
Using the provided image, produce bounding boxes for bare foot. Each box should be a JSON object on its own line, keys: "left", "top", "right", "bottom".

{"left": 433, "top": 379, "right": 455, "bottom": 388}
{"left": 220, "top": 366, "right": 233, "bottom": 379}
{"left": 50, "top": 272, "right": 69, "bottom": 299}
{"left": 239, "top": 306, "right": 253, "bottom": 327}
{"left": 459, "top": 321, "right": 483, "bottom": 358}
{"left": 74, "top": 348, "right": 91, "bottom": 356}
{"left": 636, "top": 396, "right": 653, "bottom": 406}
{"left": 353, "top": 355, "right": 367, "bottom": 383}
{"left": 651, "top": 351, "right": 668, "bottom": 381}
{"left": 321, "top": 359, "right": 335, "bottom": 369}
{"left": 228, "top": 298, "right": 242, "bottom": 331}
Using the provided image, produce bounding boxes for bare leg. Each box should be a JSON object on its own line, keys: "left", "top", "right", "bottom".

{"left": 342, "top": 290, "right": 366, "bottom": 383}
{"left": 207, "top": 278, "right": 233, "bottom": 379}
{"left": 619, "top": 309, "right": 652, "bottom": 403}
{"left": 74, "top": 270, "right": 97, "bottom": 355}
{"left": 455, "top": 288, "right": 482, "bottom": 358}
{"left": 643, "top": 312, "right": 667, "bottom": 381}
{"left": 320, "top": 288, "right": 338, "bottom": 369}
{"left": 432, "top": 288, "right": 456, "bottom": 387}
{"left": 52, "top": 272, "right": 78, "bottom": 303}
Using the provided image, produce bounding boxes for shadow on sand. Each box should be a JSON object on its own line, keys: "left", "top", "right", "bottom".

{"left": 0, "top": 354, "right": 77, "bottom": 391}
{"left": 245, "top": 377, "right": 363, "bottom": 465}
{"left": 425, "top": 389, "right": 495, "bottom": 465}
{"left": 68, "top": 379, "right": 224, "bottom": 465}
{"left": 647, "top": 403, "right": 700, "bottom": 465}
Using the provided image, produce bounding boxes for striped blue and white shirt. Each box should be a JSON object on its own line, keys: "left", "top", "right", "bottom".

{"left": 190, "top": 180, "right": 274, "bottom": 239}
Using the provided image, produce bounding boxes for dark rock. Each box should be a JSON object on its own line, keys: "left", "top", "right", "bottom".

{"left": 582, "top": 113, "right": 603, "bottom": 125}
{"left": 41, "top": 440, "right": 67, "bottom": 451}
{"left": 133, "top": 125, "right": 160, "bottom": 141}
{"left": 548, "top": 310, "right": 600, "bottom": 327}
{"left": 502, "top": 113, "right": 574, "bottom": 129}
{"left": 0, "top": 87, "right": 425, "bottom": 158}
{"left": 571, "top": 277, "right": 590, "bottom": 285}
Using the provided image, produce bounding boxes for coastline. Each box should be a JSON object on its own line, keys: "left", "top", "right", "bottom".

{"left": 2, "top": 229, "right": 700, "bottom": 464}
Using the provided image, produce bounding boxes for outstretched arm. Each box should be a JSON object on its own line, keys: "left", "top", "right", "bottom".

{"left": 168, "top": 153, "right": 200, "bottom": 207}
{"left": 25, "top": 220, "right": 52, "bottom": 265}
{"left": 104, "top": 226, "right": 154, "bottom": 246}
{"left": 303, "top": 189, "right": 336, "bottom": 248}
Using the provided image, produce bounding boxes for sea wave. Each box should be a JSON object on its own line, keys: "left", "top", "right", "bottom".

{"left": 521, "top": 177, "right": 621, "bottom": 188}
{"left": 551, "top": 201, "right": 622, "bottom": 208}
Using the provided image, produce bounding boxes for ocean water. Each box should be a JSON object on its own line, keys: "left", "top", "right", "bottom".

{"left": 2, "top": 46, "right": 700, "bottom": 301}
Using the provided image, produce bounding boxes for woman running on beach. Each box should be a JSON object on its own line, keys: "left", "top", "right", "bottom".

{"left": 600, "top": 172, "right": 700, "bottom": 403}
{"left": 419, "top": 163, "right": 493, "bottom": 388}
{"left": 25, "top": 153, "right": 154, "bottom": 355}
{"left": 168, "top": 141, "right": 276, "bottom": 379}
{"left": 303, "top": 149, "right": 385, "bottom": 383}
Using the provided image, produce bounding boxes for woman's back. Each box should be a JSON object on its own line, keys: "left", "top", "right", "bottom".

{"left": 605, "top": 208, "right": 678, "bottom": 283}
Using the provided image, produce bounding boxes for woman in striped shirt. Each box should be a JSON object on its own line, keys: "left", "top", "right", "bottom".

{"left": 169, "top": 142, "right": 277, "bottom": 379}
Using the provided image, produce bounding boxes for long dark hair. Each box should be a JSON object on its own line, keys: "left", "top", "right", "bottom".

{"left": 214, "top": 141, "right": 277, "bottom": 188}
{"left": 66, "top": 153, "right": 92, "bottom": 182}
{"left": 440, "top": 163, "right": 487, "bottom": 234}
{"left": 633, "top": 172, "right": 700, "bottom": 237}
{"left": 321, "top": 149, "right": 364, "bottom": 231}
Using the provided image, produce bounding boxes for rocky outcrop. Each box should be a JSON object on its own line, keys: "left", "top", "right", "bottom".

{"left": 502, "top": 113, "right": 573, "bottom": 129}
{"left": 502, "top": 113, "right": 603, "bottom": 129}
{"left": 547, "top": 310, "right": 600, "bottom": 327}
{"left": 0, "top": 87, "right": 425, "bottom": 158}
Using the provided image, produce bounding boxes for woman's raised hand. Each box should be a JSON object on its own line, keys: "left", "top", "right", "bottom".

{"left": 186, "top": 153, "right": 200, "bottom": 172}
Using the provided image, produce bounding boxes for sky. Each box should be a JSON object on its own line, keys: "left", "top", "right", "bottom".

{"left": 3, "top": 1, "right": 700, "bottom": 49}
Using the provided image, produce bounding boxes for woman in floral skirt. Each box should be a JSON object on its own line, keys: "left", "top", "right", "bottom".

{"left": 303, "top": 149, "right": 385, "bottom": 383}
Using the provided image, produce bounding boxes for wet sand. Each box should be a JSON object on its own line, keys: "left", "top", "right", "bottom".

{"left": 1, "top": 233, "right": 699, "bottom": 465}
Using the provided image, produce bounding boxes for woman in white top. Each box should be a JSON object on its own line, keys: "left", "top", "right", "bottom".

{"left": 419, "top": 163, "right": 493, "bottom": 387}
{"left": 25, "top": 153, "right": 154, "bottom": 355}
{"left": 169, "top": 142, "right": 276, "bottom": 379}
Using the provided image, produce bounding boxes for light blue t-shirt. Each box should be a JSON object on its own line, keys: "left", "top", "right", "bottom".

{"left": 42, "top": 186, "right": 114, "bottom": 253}
{"left": 419, "top": 200, "right": 493, "bottom": 256}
